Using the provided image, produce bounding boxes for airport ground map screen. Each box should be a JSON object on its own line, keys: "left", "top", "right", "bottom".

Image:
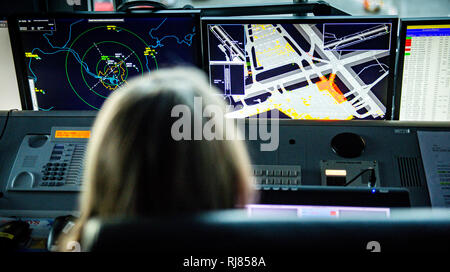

{"left": 206, "top": 20, "right": 395, "bottom": 120}
{"left": 16, "top": 15, "right": 199, "bottom": 110}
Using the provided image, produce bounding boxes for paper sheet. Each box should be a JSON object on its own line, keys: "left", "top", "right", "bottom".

{"left": 417, "top": 131, "right": 450, "bottom": 207}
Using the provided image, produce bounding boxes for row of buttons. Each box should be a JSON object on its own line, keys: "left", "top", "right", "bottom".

{"left": 40, "top": 182, "right": 64, "bottom": 186}
{"left": 46, "top": 163, "right": 68, "bottom": 167}
{"left": 44, "top": 165, "right": 67, "bottom": 171}
{"left": 42, "top": 176, "right": 64, "bottom": 181}
{"left": 43, "top": 171, "right": 65, "bottom": 176}
{"left": 253, "top": 169, "right": 299, "bottom": 177}
{"left": 44, "top": 167, "right": 67, "bottom": 172}
{"left": 255, "top": 178, "right": 300, "bottom": 186}
{"left": 42, "top": 169, "right": 66, "bottom": 175}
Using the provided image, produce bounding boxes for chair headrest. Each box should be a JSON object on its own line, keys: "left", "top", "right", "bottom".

{"left": 81, "top": 209, "right": 450, "bottom": 252}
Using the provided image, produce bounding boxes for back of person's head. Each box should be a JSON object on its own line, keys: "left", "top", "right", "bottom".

{"left": 59, "top": 67, "right": 253, "bottom": 250}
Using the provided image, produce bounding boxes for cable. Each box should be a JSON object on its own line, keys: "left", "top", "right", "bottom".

{"left": 0, "top": 109, "right": 17, "bottom": 201}
{"left": 0, "top": 109, "right": 17, "bottom": 142}
{"left": 344, "top": 168, "right": 376, "bottom": 187}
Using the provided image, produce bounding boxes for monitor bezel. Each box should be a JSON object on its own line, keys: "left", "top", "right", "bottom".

{"left": 8, "top": 11, "right": 202, "bottom": 111}
{"left": 0, "top": 15, "right": 28, "bottom": 110}
{"left": 201, "top": 16, "right": 399, "bottom": 121}
{"left": 393, "top": 17, "right": 450, "bottom": 120}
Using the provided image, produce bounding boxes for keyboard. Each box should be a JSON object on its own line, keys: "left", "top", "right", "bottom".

{"left": 252, "top": 165, "right": 302, "bottom": 190}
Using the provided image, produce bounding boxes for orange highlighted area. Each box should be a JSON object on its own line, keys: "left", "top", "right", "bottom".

{"left": 315, "top": 73, "right": 347, "bottom": 104}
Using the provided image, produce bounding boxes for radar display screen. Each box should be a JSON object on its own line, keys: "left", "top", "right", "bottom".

{"left": 16, "top": 14, "right": 200, "bottom": 110}
{"left": 204, "top": 18, "right": 397, "bottom": 120}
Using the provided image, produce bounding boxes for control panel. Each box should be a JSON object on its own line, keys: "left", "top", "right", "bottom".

{"left": 1, "top": 111, "right": 448, "bottom": 213}
{"left": 6, "top": 127, "right": 90, "bottom": 192}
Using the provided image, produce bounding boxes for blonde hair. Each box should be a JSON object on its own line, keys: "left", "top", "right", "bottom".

{"left": 59, "top": 67, "right": 254, "bottom": 251}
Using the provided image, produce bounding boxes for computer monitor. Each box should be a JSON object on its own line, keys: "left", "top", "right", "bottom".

{"left": 0, "top": 18, "right": 22, "bottom": 110}
{"left": 10, "top": 12, "right": 201, "bottom": 111}
{"left": 202, "top": 16, "right": 398, "bottom": 120}
{"left": 257, "top": 186, "right": 411, "bottom": 208}
{"left": 394, "top": 18, "right": 450, "bottom": 121}
{"left": 246, "top": 204, "right": 391, "bottom": 219}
